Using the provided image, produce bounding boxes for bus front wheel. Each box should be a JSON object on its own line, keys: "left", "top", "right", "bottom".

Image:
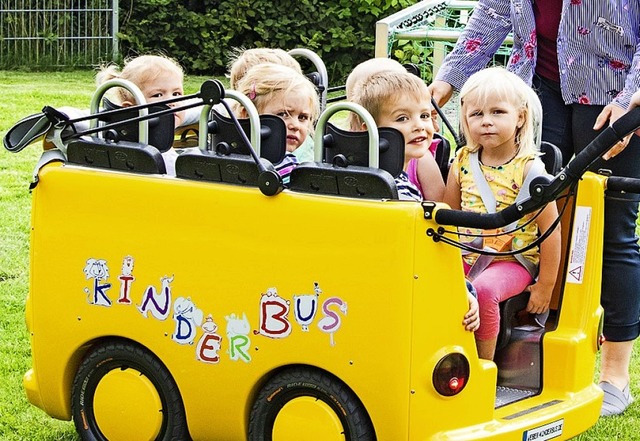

{"left": 71, "top": 340, "right": 189, "bottom": 441}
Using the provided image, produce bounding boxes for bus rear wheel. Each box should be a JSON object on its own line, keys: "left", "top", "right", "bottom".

{"left": 248, "top": 366, "right": 375, "bottom": 441}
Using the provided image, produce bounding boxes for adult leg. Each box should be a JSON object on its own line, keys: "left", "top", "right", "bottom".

{"left": 470, "top": 261, "right": 533, "bottom": 360}
{"left": 533, "top": 75, "right": 573, "bottom": 165}
{"left": 572, "top": 104, "right": 640, "bottom": 414}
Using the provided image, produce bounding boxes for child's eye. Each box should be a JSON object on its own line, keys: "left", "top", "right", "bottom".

{"left": 151, "top": 93, "right": 163, "bottom": 98}
{"left": 396, "top": 116, "right": 409, "bottom": 122}
{"left": 276, "top": 111, "right": 290, "bottom": 119}
{"left": 172, "top": 91, "right": 183, "bottom": 97}
{"left": 298, "top": 114, "right": 310, "bottom": 122}
{"left": 420, "top": 113, "right": 431, "bottom": 120}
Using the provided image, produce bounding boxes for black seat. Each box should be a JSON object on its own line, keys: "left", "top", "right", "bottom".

{"left": 288, "top": 123, "right": 404, "bottom": 200}
{"left": 540, "top": 141, "right": 563, "bottom": 175}
{"left": 432, "top": 133, "right": 451, "bottom": 182}
{"left": 495, "top": 141, "right": 563, "bottom": 351}
{"left": 289, "top": 162, "right": 398, "bottom": 199}
{"left": 207, "top": 110, "right": 287, "bottom": 165}
{"left": 98, "top": 98, "right": 176, "bottom": 153}
{"left": 175, "top": 111, "right": 286, "bottom": 187}
{"left": 67, "top": 138, "right": 166, "bottom": 174}
{"left": 321, "top": 123, "right": 404, "bottom": 177}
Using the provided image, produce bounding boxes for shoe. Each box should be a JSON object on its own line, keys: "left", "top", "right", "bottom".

{"left": 600, "top": 381, "right": 634, "bottom": 416}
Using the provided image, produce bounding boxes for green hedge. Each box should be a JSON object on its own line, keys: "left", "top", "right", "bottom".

{"left": 117, "top": 0, "right": 413, "bottom": 83}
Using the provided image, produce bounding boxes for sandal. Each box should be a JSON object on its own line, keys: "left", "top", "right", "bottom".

{"left": 600, "top": 381, "right": 634, "bottom": 416}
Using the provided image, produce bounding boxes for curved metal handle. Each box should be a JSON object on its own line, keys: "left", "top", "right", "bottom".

{"left": 89, "top": 79, "right": 149, "bottom": 144}
{"left": 198, "top": 89, "right": 261, "bottom": 156}
{"left": 288, "top": 48, "right": 329, "bottom": 112}
{"left": 314, "top": 102, "right": 379, "bottom": 168}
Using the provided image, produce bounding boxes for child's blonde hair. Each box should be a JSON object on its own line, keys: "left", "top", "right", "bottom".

{"left": 345, "top": 57, "right": 405, "bottom": 99}
{"left": 459, "top": 67, "right": 540, "bottom": 156}
{"left": 346, "top": 58, "right": 407, "bottom": 130}
{"left": 96, "top": 54, "right": 184, "bottom": 105}
{"left": 227, "top": 47, "right": 302, "bottom": 89}
{"left": 234, "top": 63, "right": 320, "bottom": 128}
{"left": 351, "top": 70, "right": 431, "bottom": 124}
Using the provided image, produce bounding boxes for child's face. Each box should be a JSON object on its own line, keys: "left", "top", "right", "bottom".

{"left": 462, "top": 96, "right": 524, "bottom": 152}
{"left": 261, "top": 92, "right": 313, "bottom": 152}
{"left": 375, "top": 94, "right": 435, "bottom": 166}
{"left": 140, "top": 72, "right": 185, "bottom": 128}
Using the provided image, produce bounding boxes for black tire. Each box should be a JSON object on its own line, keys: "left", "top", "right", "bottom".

{"left": 71, "top": 340, "right": 190, "bottom": 441}
{"left": 248, "top": 366, "right": 375, "bottom": 441}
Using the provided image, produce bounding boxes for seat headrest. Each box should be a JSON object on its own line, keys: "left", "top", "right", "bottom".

{"left": 322, "top": 123, "right": 405, "bottom": 178}
{"left": 99, "top": 98, "right": 175, "bottom": 153}
{"left": 209, "top": 110, "right": 287, "bottom": 165}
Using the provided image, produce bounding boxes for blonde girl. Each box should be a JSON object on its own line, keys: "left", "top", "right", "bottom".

{"left": 234, "top": 63, "right": 320, "bottom": 182}
{"left": 96, "top": 54, "right": 187, "bottom": 128}
{"left": 444, "top": 67, "right": 561, "bottom": 360}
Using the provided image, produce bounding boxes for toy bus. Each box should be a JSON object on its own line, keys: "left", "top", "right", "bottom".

{"left": 8, "top": 78, "right": 640, "bottom": 440}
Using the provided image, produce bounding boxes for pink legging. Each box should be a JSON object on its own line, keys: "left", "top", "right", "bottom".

{"left": 464, "top": 260, "right": 534, "bottom": 341}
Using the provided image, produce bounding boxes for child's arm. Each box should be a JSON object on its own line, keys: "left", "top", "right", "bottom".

{"left": 417, "top": 153, "right": 445, "bottom": 201}
{"left": 526, "top": 201, "right": 561, "bottom": 314}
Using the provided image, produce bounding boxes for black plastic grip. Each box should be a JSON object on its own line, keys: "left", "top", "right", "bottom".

{"left": 434, "top": 204, "right": 522, "bottom": 229}
{"left": 606, "top": 176, "right": 640, "bottom": 194}
{"left": 432, "top": 106, "right": 640, "bottom": 229}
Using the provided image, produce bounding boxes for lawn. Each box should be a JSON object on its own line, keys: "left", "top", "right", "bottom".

{"left": 0, "top": 70, "right": 639, "bottom": 440}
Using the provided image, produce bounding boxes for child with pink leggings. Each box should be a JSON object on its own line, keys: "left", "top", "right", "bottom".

{"left": 444, "top": 67, "right": 561, "bottom": 360}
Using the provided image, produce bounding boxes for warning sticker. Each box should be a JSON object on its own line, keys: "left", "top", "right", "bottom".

{"left": 567, "top": 206, "right": 591, "bottom": 284}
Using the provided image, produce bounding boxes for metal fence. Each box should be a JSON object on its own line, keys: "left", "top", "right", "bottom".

{"left": 0, "top": 0, "right": 118, "bottom": 68}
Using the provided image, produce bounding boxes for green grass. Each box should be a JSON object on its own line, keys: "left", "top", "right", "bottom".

{"left": 1, "top": 70, "right": 639, "bottom": 440}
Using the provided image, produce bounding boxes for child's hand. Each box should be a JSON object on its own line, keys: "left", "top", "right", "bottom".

{"left": 463, "top": 292, "right": 480, "bottom": 332}
{"left": 525, "top": 281, "right": 553, "bottom": 315}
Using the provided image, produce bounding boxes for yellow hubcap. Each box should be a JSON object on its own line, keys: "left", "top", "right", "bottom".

{"left": 272, "top": 396, "right": 346, "bottom": 441}
{"left": 93, "top": 368, "right": 163, "bottom": 441}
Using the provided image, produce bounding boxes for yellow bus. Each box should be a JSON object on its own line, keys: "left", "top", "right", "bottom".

{"left": 11, "top": 79, "right": 640, "bottom": 440}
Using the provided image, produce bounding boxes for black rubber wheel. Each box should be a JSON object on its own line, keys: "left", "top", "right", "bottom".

{"left": 248, "top": 366, "right": 375, "bottom": 441}
{"left": 71, "top": 340, "right": 190, "bottom": 441}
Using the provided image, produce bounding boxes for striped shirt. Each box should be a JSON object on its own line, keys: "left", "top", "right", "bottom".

{"left": 274, "top": 153, "right": 299, "bottom": 186}
{"left": 435, "top": 0, "right": 640, "bottom": 108}
{"left": 396, "top": 171, "right": 423, "bottom": 201}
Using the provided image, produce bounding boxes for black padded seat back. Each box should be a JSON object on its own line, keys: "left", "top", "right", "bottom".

{"left": 209, "top": 110, "right": 287, "bottom": 165}
{"left": 289, "top": 162, "right": 398, "bottom": 199}
{"left": 322, "top": 123, "right": 405, "bottom": 178}
{"left": 540, "top": 141, "right": 563, "bottom": 175}
{"left": 175, "top": 149, "right": 275, "bottom": 187}
{"left": 99, "top": 98, "right": 176, "bottom": 153}
{"left": 67, "top": 138, "right": 166, "bottom": 174}
{"left": 432, "top": 133, "right": 451, "bottom": 182}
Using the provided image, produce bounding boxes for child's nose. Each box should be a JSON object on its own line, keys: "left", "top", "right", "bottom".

{"left": 287, "top": 118, "right": 300, "bottom": 130}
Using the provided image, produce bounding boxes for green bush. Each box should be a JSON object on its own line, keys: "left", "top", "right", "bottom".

{"left": 117, "top": 0, "right": 413, "bottom": 83}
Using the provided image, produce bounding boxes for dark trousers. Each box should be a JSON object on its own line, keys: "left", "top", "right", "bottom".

{"left": 533, "top": 74, "right": 640, "bottom": 341}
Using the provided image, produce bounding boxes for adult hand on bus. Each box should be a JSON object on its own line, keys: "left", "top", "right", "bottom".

{"left": 428, "top": 80, "right": 455, "bottom": 108}
{"left": 629, "top": 89, "right": 640, "bottom": 137}
{"left": 593, "top": 102, "right": 631, "bottom": 160}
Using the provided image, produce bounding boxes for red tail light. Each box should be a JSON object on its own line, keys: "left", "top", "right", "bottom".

{"left": 433, "top": 353, "right": 470, "bottom": 396}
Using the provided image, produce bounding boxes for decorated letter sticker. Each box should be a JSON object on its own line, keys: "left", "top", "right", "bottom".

{"left": 226, "top": 313, "right": 252, "bottom": 363}
{"left": 257, "top": 287, "right": 292, "bottom": 338}
{"left": 293, "top": 282, "right": 321, "bottom": 331}
{"left": 172, "top": 297, "right": 204, "bottom": 345}
{"left": 197, "top": 315, "right": 223, "bottom": 364}
{"left": 83, "top": 258, "right": 112, "bottom": 306}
